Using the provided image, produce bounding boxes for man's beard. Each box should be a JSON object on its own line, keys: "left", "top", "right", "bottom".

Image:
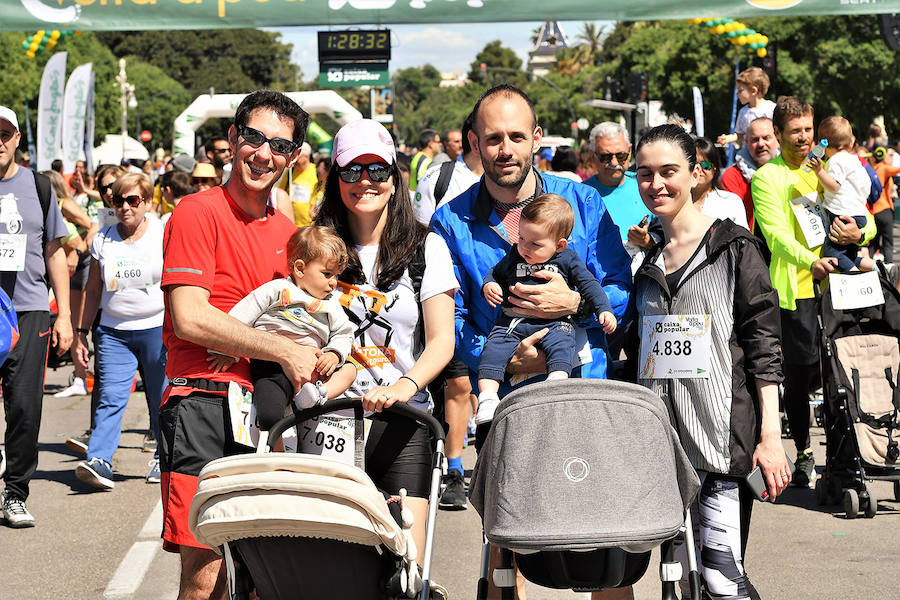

{"left": 483, "top": 159, "right": 530, "bottom": 189}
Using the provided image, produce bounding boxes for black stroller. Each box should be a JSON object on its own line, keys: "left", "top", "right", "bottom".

{"left": 468, "top": 379, "right": 701, "bottom": 599}
{"left": 189, "top": 399, "right": 447, "bottom": 599}
{"left": 815, "top": 265, "right": 900, "bottom": 518}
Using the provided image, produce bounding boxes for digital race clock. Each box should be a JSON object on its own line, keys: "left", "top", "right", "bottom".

{"left": 318, "top": 30, "right": 391, "bottom": 62}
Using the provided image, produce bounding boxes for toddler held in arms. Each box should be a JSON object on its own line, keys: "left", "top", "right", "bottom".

{"left": 209, "top": 226, "right": 357, "bottom": 431}
{"left": 475, "top": 193, "right": 616, "bottom": 424}
{"left": 807, "top": 116, "right": 874, "bottom": 273}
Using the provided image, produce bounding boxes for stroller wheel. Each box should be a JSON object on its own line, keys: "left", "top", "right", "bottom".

{"left": 843, "top": 488, "right": 859, "bottom": 519}
{"left": 429, "top": 581, "right": 449, "bottom": 599}
{"left": 814, "top": 479, "right": 828, "bottom": 506}
{"left": 863, "top": 490, "right": 878, "bottom": 518}
{"left": 894, "top": 481, "right": 900, "bottom": 502}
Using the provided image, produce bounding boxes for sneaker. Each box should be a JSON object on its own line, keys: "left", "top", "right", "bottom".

{"left": 792, "top": 450, "right": 816, "bottom": 488}
{"left": 53, "top": 377, "right": 88, "bottom": 398}
{"left": 474, "top": 393, "right": 500, "bottom": 425}
{"left": 65, "top": 429, "right": 91, "bottom": 456}
{"left": 438, "top": 470, "right": 467, "bottom": 511}
{"left": 142, "top": 430, "right": 157, "bottom": 453}
{"left": 75, "top": 457, "right": 115, "bottom": 490}
{"left": 294, "top": 381, "right": 327, "bottom": 410}
{"left": 146, "top": 459, "right": 161, "bottom": 484}
{"left": 2, "top": 493, "right": 35, "bottom": 528}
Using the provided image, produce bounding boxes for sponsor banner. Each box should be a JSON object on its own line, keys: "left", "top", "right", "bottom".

{"left": 319, "top": 62, "right": 389, "bottom": 88}
{"left": 62, "top": 62, "right": 91, "bottom": 173}
{"left": 3, "top": 1, "right": 899, "bottom": 30}
{"left": 36, "top": 51, "right": 66, "bottom": 172}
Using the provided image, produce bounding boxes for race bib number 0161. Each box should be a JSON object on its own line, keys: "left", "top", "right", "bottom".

{"left": 790, "top": 193, "right": 827, "bottom": 249}
{"left": 829, "top": 271, "right": 885, "bottom": 310}
{"left": 639, "top": 314, "right": 712, "bottom": 379}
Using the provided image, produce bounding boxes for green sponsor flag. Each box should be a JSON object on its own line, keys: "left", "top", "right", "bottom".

{"left": 4, "top": 0, "right": 900, "bottom": 31}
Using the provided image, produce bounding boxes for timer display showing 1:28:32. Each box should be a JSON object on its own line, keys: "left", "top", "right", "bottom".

{"left": 324, "top": 31, "right": 389, "bottom": 51}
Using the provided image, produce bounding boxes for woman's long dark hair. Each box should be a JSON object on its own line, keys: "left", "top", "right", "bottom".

{"left": 314, "top": 161, "right": 428, "bottom": 291}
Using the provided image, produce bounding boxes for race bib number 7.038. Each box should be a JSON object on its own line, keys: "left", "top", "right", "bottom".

{"left": 638, "top": 314, "right": 712, "bottom": 379}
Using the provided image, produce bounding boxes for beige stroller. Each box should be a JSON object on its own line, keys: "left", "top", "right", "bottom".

{"left": 189, "top": 399, "right": 447, "bottom": 599}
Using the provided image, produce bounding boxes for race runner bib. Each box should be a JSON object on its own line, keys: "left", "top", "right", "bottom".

{"left": 829, "top": 271, "right": 885, "bottom": 310}
{"left": 98, "top": 208, "right": 118, "bottom": 229}
{"left": 639, "top": 314, "right": 712, "bottom": 379}
{"left": 103, "top": 255, "right": 153, "bottom": 291}
{"left": 790, "top": 193, "right": 827, "bottom": 249}
{"left": 0, "top": 234, "right": 26, "bottom": 272}
{"left": 298, "top": 410, "right": 371, "bottom": 466}
{"left": 509, "top": 325, "right": 592, "bottom": 387}
{"left": 227, "top": 381, "right": 260, "bottom": 449}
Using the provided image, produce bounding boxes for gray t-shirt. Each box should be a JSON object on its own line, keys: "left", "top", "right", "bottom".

{"left": 0, "top": 168, "right": 68, "bottom": 311}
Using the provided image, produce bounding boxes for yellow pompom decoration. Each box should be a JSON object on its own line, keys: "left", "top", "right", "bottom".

{"left": 757, "top": 48, "right": 767, "bottom": 58}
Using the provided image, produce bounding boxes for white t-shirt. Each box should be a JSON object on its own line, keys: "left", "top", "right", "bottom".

{"left": 91, "top": 217, "right": 165, "bottom": 330}
{"left": 337, "top": 233, "right": 459, "bottom": 412}
{"left": 414, "top": 161, "right": 480, "bottom": 225}
{"left": 822, "top": 151, "right": 871, "bottom": 217}
{"left": 735, "top": 100, "right": 776, "bottom": 136}
{"left": 700, "top": 188, "right": 750, "bottom": 230}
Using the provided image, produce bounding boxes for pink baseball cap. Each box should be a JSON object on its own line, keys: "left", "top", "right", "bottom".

{"left": 332, "top": 119, "right": 396, "bottom": 167}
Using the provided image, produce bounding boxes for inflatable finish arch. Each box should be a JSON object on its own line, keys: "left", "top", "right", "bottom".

{"left": 173, "top": 90, "right": 363, "bottom": 156}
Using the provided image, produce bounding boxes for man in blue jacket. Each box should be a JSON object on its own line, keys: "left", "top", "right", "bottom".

{"left": 430, "top": 84, "right": 633, "bottom": 599}
{"left": 431, "top": 85, "right": 631, "bottom": 392}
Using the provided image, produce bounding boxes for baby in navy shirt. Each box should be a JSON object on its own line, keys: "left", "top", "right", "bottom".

{"left": 475, "top": 193, "right": 616, "bottom": 424}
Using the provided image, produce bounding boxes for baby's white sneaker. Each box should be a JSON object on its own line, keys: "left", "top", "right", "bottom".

{"left": 474, "top": 392, "right": 500, "bottom": 425}
{"left": 294, "top": 381, "right": 328, "bottom": 410}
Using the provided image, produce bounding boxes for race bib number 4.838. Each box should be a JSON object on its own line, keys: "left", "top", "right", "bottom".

{"left": 639, "top": 314, "right": 712, "bottom": 379}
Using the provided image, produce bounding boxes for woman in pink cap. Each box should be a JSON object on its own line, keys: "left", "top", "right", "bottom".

{"left": 314, "top": 119, "right": 458, "bottom": 561}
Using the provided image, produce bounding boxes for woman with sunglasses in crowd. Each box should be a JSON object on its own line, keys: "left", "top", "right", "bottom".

{"left": 692, "top": 138, "right": 749, "bottom": 230}
{"left": 72, "top": 173, "right": 168, "bottom": 489}
{"left": 314, "top": 119, "right": 457, "bottom": 562}
{"left": 630, "top": 125, "right": 789, "bottom": 599}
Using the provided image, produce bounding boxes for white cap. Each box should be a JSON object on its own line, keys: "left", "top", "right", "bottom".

{"left": 0, "top": 106, "right": 19, "bottom": 132}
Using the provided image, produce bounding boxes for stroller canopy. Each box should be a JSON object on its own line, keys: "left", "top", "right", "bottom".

{"left": 470, "top": 379, "right": 699, "bottom": 553}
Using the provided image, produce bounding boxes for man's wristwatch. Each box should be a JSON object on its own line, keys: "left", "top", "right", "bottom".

{"left": 857, "top": 231, "right": 865, "bottom": 245}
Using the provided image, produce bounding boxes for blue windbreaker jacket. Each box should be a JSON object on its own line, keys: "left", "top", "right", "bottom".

{"left": 430, "top": 171, "right": 633, "bottom": 391}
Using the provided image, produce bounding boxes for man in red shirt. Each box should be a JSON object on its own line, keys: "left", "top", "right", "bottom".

{"left": 720, "top": 117, "right": 779, "bottom": 229}
{"left": 159, "top": 90, "right": 319, "bottom": 598}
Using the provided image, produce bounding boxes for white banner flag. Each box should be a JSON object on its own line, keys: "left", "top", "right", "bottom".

{"left": 37, "top": 52, "right": 67, "bottom": 172}
{"left": 62, "top": 63, "right": 92, "bottom": 173}
{"left": 692, "top": 86, "right": 705, "bottom": 139}
{"left": 83, "top": 72, "right": 96, "bottom": 173}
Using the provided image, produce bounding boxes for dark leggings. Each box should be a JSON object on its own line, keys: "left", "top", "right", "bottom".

{"left": 249, "top": 359, "right": 294, "bottom": 430}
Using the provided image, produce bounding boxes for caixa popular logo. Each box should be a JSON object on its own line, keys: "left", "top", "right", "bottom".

{"left": 20, "top": 0, "right": 81, "bottom": 24}
{"left": 745, "top": 0, "right": 804, "bottom": 8}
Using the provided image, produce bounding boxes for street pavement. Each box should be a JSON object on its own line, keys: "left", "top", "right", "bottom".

{"left": 3, "top": 364, "right": 900, "bottom": 599}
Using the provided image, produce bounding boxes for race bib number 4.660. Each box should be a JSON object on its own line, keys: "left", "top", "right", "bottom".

{"left": 639, "top": 314, "right": 712, "bottom": 379}
{"left": 104, "top": 255, "right": 153, "bottom": 291}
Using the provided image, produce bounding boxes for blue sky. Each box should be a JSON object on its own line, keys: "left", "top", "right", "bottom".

{"left": 269, "top": 20, "right": 611, "bottom": 81}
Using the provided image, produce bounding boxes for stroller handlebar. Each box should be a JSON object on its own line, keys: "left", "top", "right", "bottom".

{"left": 266, "top": 397, "right": 446, "bottom": 451}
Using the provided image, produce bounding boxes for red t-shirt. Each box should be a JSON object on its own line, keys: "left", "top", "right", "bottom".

{"left": 161, "top": 186, "right": 297, "bottom": 388}
{"left": 720, "top": 165, "right": 753, "bottom": 228}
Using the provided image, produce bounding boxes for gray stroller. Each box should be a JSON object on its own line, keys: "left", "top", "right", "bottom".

{"left": 469, "top": 379, "right": 701, "bottom": 599}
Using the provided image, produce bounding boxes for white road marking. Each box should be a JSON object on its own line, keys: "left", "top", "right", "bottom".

{"left": 103, "top": 500, "right": 163, "bottom": 598}
{"left": 104, "top": 541, "right": 159, "bottom": 598}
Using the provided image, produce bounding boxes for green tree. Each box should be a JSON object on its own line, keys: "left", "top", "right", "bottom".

{"left": 468, "top": 40, "right": 526, "bottom": 88}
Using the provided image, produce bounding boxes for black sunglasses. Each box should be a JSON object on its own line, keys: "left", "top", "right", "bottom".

{"left": 111, "top": 194, "right": 145, "bottom": 208}
{"left": 337, "top": 162, "right": 392, "bottom": 184}
{"left": 99, "top": 182, "right": 114, "bottom": 195}
{"left": 596, "top": 151, "right": 630, "bottom": 164}
{"left": 213, "top": 147, "right": 232, "bottom": 155}
{"left": 238, "top": 125, "right": 296, "bottom": 155}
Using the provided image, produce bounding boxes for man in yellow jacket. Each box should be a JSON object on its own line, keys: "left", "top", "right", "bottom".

{"left": 752, "top": 96, "right": 876, "bottom": 489}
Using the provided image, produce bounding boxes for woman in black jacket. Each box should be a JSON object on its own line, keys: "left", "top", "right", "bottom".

{"left": 632, "top": 125, "right": 791, "bottom": 600}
